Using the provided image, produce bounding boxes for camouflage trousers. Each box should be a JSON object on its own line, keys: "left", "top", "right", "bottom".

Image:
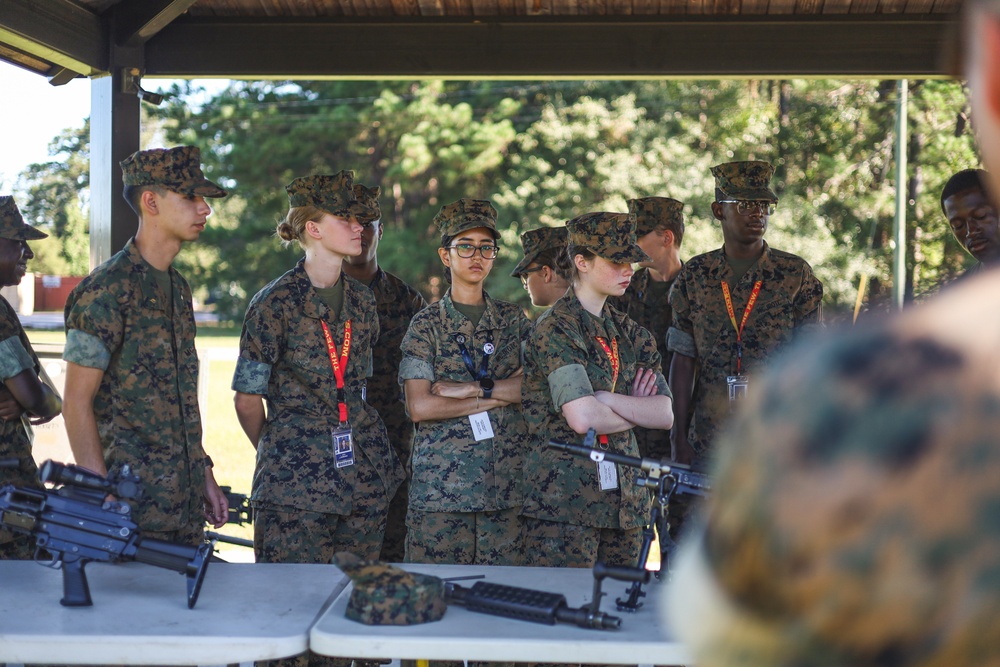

{"left": 379, "top": 477, "right": 409, "bottom": 563}
{"left": 0, "top": 531, "right": 35, "bottom": 560}
{"left": 520, "top": 517, "right": 642, "bottom": 569}
{"left": 404, "top": 507, "right": 523, "bottom": 566}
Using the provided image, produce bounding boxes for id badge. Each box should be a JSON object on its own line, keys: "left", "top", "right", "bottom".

{"left": 469, "top": 411, "right": 495, "bottom": 442}
{"left": 727, "top": 375, "right": 749, "bottom": 409}
{"left": 331, "top": 425, "right": 355, "bottom": 468}
{"left": 598, "top": 460, "right": 619, "bottom": 491}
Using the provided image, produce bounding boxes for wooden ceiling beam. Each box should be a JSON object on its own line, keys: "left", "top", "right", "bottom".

{"left": 144, "top": 15, "right": 957, "bottom": 78}
{"left": 114, "top": 0, "right": 200, "bottom": 47}
{"left": 0, "top": 0, "right": 106, "bottom": 77}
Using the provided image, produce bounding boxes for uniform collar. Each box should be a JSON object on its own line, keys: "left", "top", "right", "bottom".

{"left": 439, "top": 288, "right": 510, "bottom": 333}
{"left": 290, "top": 258, "right": 360, "bottom": 323}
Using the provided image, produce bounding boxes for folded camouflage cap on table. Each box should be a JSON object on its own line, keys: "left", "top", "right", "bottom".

{"left": 352, "top": 183, "right": 382, "bottom": 225}
{"left": 333, "top": 552, "right": 447, "bottom": 626}
{"left": 286, "top": 171, "right": 374, "bottom": 220}
{"left": 511, "top": 225, "right": 568, "bottom": 276}
{"left": 0, "top": 196, "right": 47, "bottom": 241}
{"left": 566, "top": 211, "right": 649, "bottom": 264}
{"left": 627, "top": 196, "right": 684, "bottom": 237}
{"left": 120, "top": 145, "right": 227, "bottom": 198}
{"left": 433, "top": 198, "right": 500, "bottom": 240}
{"left": 711, "top": 160, "right": 778, "bottom": 203}
{"left": 666, "top": 287, "right": 1000, "bottom": 667}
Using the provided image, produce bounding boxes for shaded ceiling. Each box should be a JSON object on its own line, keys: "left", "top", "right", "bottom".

{"left": 0, "top": 0, "right": 962, "bottom": 82}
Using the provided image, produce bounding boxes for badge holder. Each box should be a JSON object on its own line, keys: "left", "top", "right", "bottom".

{"left": 332, "top": 423, "right": 355, "bottom": 468}
{"left": 726, "top": 374, "right": 748, "bottom": 410}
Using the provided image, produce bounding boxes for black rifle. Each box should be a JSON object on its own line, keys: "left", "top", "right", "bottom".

{"left": 444, "top": 562, "right": 646, "bottom": 630}
{"left": 0, "top": 459, "right": 212, "bottom": 608}
{"left": 205, "top": 486, "right": 255, "bottom": 550}
{"left": 549, "top": 430, "right": 712, "bottom": 610}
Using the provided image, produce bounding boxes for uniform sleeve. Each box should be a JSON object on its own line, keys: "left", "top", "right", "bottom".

{"left": 794, "top": 263, "right": 824, "bottom": 334}
{"left": 365, "top": 306, "right": 380, "bottom": 379}
{"left": 232, "top": 295, "right": 282, "bottom": 395}
{"left": 63, "top": 287, "right": 122, "bottom": 370}
{"left": 666, "top": 269, "right": 697, "bottom": 358}
{"left": 398, "top": 310, "right": 436, "bottom": 384}
{"left": 631, "top": 321, "right": 672, "bottom": 399}
{"left": 0, "top": 335, "right": 33, "bottom": 381}
{"left": 534, "top": 316, "right": 595, "bottom": 410}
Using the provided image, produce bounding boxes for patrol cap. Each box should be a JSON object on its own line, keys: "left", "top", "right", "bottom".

{"left": 511, "top": 225, "right": 569, "bottom": 276}
{"left": 566, "top": 212, "right": 649, "bottom": 264}
{"left": 433, "top": 198, "right": 500, "bottom": 240}
{"left": 333, "top": 552, "right": 447, "bottom": 626}
{"left": 666, "top": 294, "right": 1000, "bottom": 667}
{"left": 286, "top": 171, "right": 373, "bottom": 220}
{"left": 0, "top": 196, "right": 47, "bottom": 241}
{"left": 711, "top": 161, "right": 778, "bottom": 203}
{"left": 627, "top": 197, "right": 684, "bottom": 237}
{"left": 352, "top": 183, "right": 382, "bottom": 225}
{"left": 120, "top": 146, "right": 227, "bottom": 198}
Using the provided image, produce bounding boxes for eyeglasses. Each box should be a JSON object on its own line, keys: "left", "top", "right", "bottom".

{"left": 718, "top": 200, "right": 776, "bottom": 216}
{"left": 518, "top": 265, "right": 545, "bottom": 288}
{"left": 448, "top": 244, "right": 499, "bottom": 260}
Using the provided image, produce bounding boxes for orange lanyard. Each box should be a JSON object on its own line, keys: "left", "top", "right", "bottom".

{"left": 594, "top": 336, "right": 619, "bottom": 447}
{"left": 320, "top": 320, "right": 352, "bottom": 425}
{"left": 721, "top": 280, "right": 762, "bottom": 375}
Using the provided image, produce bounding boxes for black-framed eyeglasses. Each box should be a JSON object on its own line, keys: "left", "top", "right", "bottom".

{"left": 518, "top": 265, "right": 545, "bottom": 288}
{"left": 718, "top": 200, "right": 776, "bottom": 216}
{"left": 448, "top": 243, "right": 499, "bottom": 260}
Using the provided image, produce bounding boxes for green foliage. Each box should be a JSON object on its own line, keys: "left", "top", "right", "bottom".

{"left": 14, "top": 79, "right": 982, "bottom": 322}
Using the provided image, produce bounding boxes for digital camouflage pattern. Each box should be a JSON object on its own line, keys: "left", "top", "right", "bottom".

{"left": 0, "top": 196, "right": 47, "bottom": 240}
{"left": 566, "top": 212, "right": 649, "bottom": 264}
{"left": 433, "top": 198, "right": 501, "bottom": 240}
{"left": 365, "top": 268, "right": 428, "bottom": 562}
{"left": 520, "top": 518, "right": 641, "bottom": 569}
{"left": 334, "top": 552, "right": 448, "bottom": 626}
{"left": 233, "top": 260, "right": 404, "bottom": 516}
{"left": 119, "top": 145, "right": 227, "bottom": 198}
{"left": 611, "top": 266, "right": 677, "bottom": 460}
{"left": 63, "top": 239, "right": 208, "bottom": 538}
{"left": 285, "top": 171, "right": 373, "bottom": 220}
{"left": 627, "top": 196, "right": 684, "bottom": 237}
{"left": 710, "top": 160, "right": 778, "bottom": 203}
{"left": 0, "top": 295, "right": 43, "bottom": 557}
{"left": 352, "top": 183, "right": 382, "bottom": 225}
{"left": 668, "top": 272, "right": 1000, "bottom": 667}
{"left": 667, "top": 243, "right": 823, "bottom": 456}
{"left": 521, "top": 287, "right": 668, "bottom": 531}
{"left": 398, "top": 289, "right": 530, "bottom": 514}
{"left": 405, "top": 508, "right": 522, "bottom": 565}
{"left": 511, "top": 226, "right": 569, "bottom": 276}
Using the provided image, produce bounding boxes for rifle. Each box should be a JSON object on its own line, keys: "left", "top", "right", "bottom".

{"left": 0, "top": 459, "right": 212, "bottom": 608}
{"left": 549, "top": 430, "right": 712, "bottom": 610}
{"left": 205, "top": 485, "right": 255, "bottom": 550}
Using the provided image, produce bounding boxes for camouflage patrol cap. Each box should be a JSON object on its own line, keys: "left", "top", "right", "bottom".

{"left": 286, "top": 171, "right": 373, "bottom": 220}
{"left": 120, "top": 146, "right": 227, "bottom": 198}
{"left": 333, "top": 552, "right": 447, "bottom": 626}
{"left": 666, "top": 284, "right": 1000, "bottom": 667}
{"left": 0, "top": 196, "right": 47, "bottom": 241}
{"left": 711, "top": 161, "right": 778, "bottom": 203}
{"left": 566, "top": 212, "right": 649, "bottom": 264}
{"left": 510, "top": 225, "right": 569, "bottom": 276}
{"left": 353, "top": 183, "right": 382, "bottom": 225}
{"left": 433, "top": 198, "right": 500, "bottom": 240}
{"left": 627, "top": 197, "right": 684, "bottom": 237}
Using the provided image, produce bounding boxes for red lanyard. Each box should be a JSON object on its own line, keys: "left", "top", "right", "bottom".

{"left": 594, "top": 336, "right": 619, "bottom": 447}
{"left": 320, "top": 320, "right": 352, "bottom": 425}
{"left": 720, "top": 280, "right": 762, "bottom": 374}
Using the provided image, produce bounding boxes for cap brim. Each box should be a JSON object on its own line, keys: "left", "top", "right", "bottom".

{"left": 600, "top": 245, "right": 650, "bottom": 264}
{"left": 1, "top": 225, "right": 48, "bottom": 241}
{"left": 448, "top": 219, "right": 501, "bottom": 240}
{"left": 324, "top": 201, "right": 376, "bottom": 221}
{"left": 180, "top": 179, "right": 228, "bottom": 198}
{"left": 510, "top": 251, "right": 541, "bottom": 277}
{"left": 721, "top": 187, "right": 778, "bottom": 203}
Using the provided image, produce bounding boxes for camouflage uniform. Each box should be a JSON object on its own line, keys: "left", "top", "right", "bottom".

{"left": 667, "top": 271, "right": 1000, "bottom": 667}
{"left": 0, "top": 197, "right": 49, "bottom": 559}
{"left": 63, "top": 239, "right": 209, "bottom": 542}
{"left": 398, "top": 198, "right": 530, "bottom": 567}
{"left": 521, "top": 212, "right": 670, "bottom": 569}
{"left": 351, "top": 183, "right": 430, "bottom": 563}
{"left": 510, "top": 225, "right": 569, "bottom": 277}
{"left": 667, "top": 162, "right": 823, "bottom": 458}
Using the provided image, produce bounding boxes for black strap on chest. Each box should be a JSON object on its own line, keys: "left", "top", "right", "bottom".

{"left": 454, "top": 332, "right": 494, "bottom": 381}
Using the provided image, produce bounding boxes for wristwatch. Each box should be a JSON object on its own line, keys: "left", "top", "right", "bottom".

{"left": 479, "top": 378, "right": 495, "bottom": 399}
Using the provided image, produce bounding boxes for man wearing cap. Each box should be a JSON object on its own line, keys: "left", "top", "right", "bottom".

{"left": 940, "top": 168, "right": 1000, "bottom": 279}
{"left": 521, "top": 211, "right": 672, "bottom": 570}
{"left": 612, "top": 196, "right": 685, "bottom": 461}
{"left": 511, "top": 226, "right": 572, "bottom": 309}
{"left": 667, "top": 161, "right": 823, "bottom": 468}
{"left": 0, "top": 196, "right": 63, "bottom": 560}
{"left": 342, "top": 182, "right": 427, "bottom": 563}
{"left": 62, "top": 146, "right": 229, "bottom": 545}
